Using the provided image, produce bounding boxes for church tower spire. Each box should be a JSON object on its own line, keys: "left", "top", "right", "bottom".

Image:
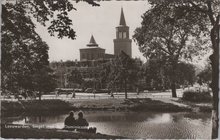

{"left": 114, "top": 8, "right": 132, "bottom": 57}
{"left": 119, "top": 8, "right": 126, "bottom": 26}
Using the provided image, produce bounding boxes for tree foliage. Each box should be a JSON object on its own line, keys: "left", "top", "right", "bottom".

{"left": 104, "top": 51, "right": 139, "bottom": 99}
{"left": 2, "top": 3, "right": 51, "bottom": 94}
{"left": 175, "top": 62, "right": 196, "bottom": 87}
{"left": 144, "top": 58, "right": 196, "bottom": 91}
{"left": 68, "top": 69, "right": 83, "bottom": 85}
{"left": 2, "top": 0, "right": 100, "bottom": 40}
{"left": 197, "top": 62, "right": 212, "bottom": 86}
{"left": 1, "top": 0, "right": 99, "bottom": 97}
{"left": 133, "top": 0, "right": 211, "bottom": 97}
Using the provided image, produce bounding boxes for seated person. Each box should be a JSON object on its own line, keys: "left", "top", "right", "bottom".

{"left": 75, "top": 111, "right": 97, "bottom": 133}
{"left": 75, "top": 111, "right": 89, "bottom": 127}
{"left": 64, "top": 111, "right": 76, "bottom": 128}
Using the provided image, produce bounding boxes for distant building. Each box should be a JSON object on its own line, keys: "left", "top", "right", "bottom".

{"left": 50, "top": 8, "right": 139, "bottom": 89}
{"left": 80, "top": 35, "right": 106, "bottom": 61}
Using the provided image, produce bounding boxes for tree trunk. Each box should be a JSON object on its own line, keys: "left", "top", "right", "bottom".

{"left": 38, "top": 91, "right": 41, "bottom": 101}
{"left": 171, "top": 81, "right": 177, "bottom": 97}
{"left": 124, "top": 79, "right": 127, "bottom": 99}
{"left": 170, "top": 61, "right": 177, "bottom": 98}
{"left": 210, "top": 20, "right": 219, "bottom": 139}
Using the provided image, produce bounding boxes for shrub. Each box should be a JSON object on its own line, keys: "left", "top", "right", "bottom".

{"left": 182, "top": 88, "right": 212, "bottom": 102}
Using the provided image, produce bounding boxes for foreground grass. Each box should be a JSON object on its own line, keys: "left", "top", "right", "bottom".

{"left": 1, "top": 124, "right": 124, "bottom": 139}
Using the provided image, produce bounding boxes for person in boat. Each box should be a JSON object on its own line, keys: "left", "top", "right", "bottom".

{"left": 64, "top": 111, "right": 76, "bottom": 127}
{"left": 75, "top": 111, "right": 89, "bottom": 127}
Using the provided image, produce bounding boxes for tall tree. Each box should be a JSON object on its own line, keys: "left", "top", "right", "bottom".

{"left": 2, "top": 3, "right": 50, "bottom": 93}
{"left": 107, "top": 51, "right": 138, "bottom": 99}
{"left": 138, "top": 0, "right": 219, "bottom": 138}
{"left": 133, "top": 3, "right": 209, "bottom": 97}
{"left": 32, "top": 66, "right": 57, "bottom": 100}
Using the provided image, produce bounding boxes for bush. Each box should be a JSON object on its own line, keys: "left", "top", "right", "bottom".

{"left": 182, "top": 88, "right": 212, "bottom": 102}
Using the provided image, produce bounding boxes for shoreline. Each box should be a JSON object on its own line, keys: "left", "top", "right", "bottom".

{"left": 1, "top": 124, "right": 125, "bottom": 139}
{"left": 1, "top": 98, "right": 194, "bottom": 114}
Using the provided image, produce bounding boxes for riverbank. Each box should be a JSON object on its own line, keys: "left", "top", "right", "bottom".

{"left": 1, "top": 124, "right": 125, "bottom": 139}
{"left": 174, "top": 99, "right": 212, "bottom": 112}
{"left": 1, "top": 98, "right": 192, "bottom": 113}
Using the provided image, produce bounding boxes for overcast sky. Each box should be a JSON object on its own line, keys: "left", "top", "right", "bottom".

{"left": 35, "top": 1, "right": 150, "bottom": 62}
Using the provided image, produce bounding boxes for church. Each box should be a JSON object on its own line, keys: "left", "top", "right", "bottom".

{"left": 79, "top": 8, "right": 132, "bottom": 61}
{"left": 50, "top": 8, "right": 139, "bottom": 88}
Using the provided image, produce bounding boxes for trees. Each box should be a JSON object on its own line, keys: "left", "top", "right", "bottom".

{"left": 133, "top": 2, "right": 209, "bottom": 97}
{"left": 2, "top": 0, "right": 99, "bottom": 97}
{"left": 197, "top": 62, "right": 212, "bottom": 87}
{"left": 2, "top": 3, "right": 51, "bottom": 95}
{"left": 175, "top": 62, "right": 196, "bottom": 87}
{"left": 32, "top": 66, "right": 57, "bottom": 100}
{"left": 144, "top": 59, "right": 196, "bottom": 91}
{"left": 107, "top": 51, "right": 139, "bottom": 99}
{"left": 136, "top": 0, "right": 219, "bottom": 138}
{"left": 68, "top": 69, "right": 83, "bottom": 87}
{"left": 2, "top": 0, "right": 99, "bottom": 40}
{"left": 144, "top": 58, "right": 169, "bottom": 91}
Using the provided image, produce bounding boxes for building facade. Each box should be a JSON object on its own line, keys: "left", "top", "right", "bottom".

{"left": 80, "top": 35, "right": 106, "bottom": 61}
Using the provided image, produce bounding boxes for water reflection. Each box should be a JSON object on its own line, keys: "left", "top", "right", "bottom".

{"left": 2, "top": 111, "right": 211, "bottom": 139}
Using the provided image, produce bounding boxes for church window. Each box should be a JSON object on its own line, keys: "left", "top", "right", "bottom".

{"left": 119, "top": 32, "right": 123, "bottom": 39}
{"left": 123, "top": 32, "right": 127, "bottom": 39}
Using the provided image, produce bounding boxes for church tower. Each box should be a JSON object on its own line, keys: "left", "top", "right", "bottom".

{"left": 114, "top": 8, "right": 132, "bottom": 57}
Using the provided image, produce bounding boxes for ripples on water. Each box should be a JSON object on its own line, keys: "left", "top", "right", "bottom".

{"left": 2, "top": 111, "right": 211, "bottom": 139}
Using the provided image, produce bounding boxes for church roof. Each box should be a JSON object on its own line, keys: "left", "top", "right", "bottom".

{"left": 119, "top": 8, "right": 126, "bottom": 26}
{"left": 87, "top": 35, "right": 98, "bottom": 47}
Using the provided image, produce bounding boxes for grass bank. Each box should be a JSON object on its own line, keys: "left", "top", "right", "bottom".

{"left": 174, "top": 99, "right": 212, "bottom": 112}
{"left": 1, "top": 98, "right": 192, "bottom": 113}
{"left": 1, "top": 99, "right": 73, "bottom": 113}
{"left": 68, "top": 98, "right": 191, "bottom": 112}
{"left": 1, "top": 124, "right": 125, "bottom": 139}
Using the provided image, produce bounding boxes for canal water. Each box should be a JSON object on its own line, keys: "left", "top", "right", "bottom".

{"left": 2, "top": 111, "right": 211, "bottom": 139}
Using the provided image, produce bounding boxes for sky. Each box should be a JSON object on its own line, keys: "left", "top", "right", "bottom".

{"left": 35, "top": 1, "right": 150, "bottom": 62}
